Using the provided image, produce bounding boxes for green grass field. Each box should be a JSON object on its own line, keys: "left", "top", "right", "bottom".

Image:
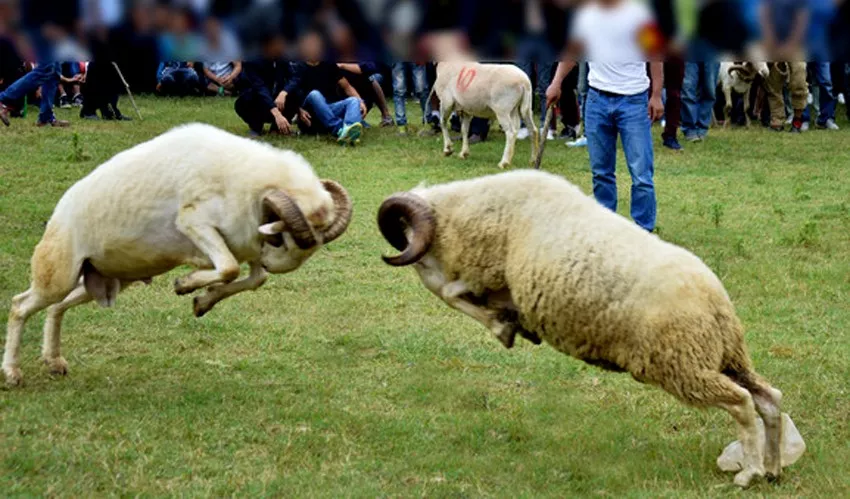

{"left": 1, "top": 96, "right": 848, "bottom": 497}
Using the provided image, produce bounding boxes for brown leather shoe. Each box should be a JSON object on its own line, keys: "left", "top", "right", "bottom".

{"left": 37, "top": 119, "right": 71, "bottom": 128}
{"left": 0, "top": 103, "right": 10, "bottom": 127}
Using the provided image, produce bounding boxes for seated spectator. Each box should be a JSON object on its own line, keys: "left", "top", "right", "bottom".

{"left": 233, "top": 34, "right": 299, "bottom": 136}
{"left": 58, "top": 62, "right": 83, "bottom": 108}
{"left": 337, "top": 62, "right": 393, "bottom": 127}
{"left": 283, "top": 29, "right": 367, "bottom": 145}
{"left": 0, "top": 62, "right": 74, "bottom": 128}
{"left": 158, "top": 6, "right": 203, "bottom": 61}
{"left": 201, "top": 61, "right": 242, "bottom": 96}
{"left": 156, "top": 62, "right": 200, "bottom": 96}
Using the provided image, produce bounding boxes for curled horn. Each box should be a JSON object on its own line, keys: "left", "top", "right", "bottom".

{"left": 263, "top": 191, "right": 317, "bottom": 249}
{"left": 319, "top": 180, "right": 353, "bottom": 244}
{"left": 728, "top": 63, "right": 748, "bottom": 77}
{"left": 377, "top": 193, "right": 436, "bottom": 267}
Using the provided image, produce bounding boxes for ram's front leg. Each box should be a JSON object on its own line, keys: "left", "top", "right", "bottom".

{"left": 193, "top": 262, "right": 269, "bottom": 317}
{"left": 174, "top": 215, "right": 241, "bottom": 295}
{"left": 440, "top": 281, "right": 517, "bottom": 348}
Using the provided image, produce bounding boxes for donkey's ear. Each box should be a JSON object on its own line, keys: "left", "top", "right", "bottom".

{"left": 258, "top": 221, "right": 286, "bottom": 236}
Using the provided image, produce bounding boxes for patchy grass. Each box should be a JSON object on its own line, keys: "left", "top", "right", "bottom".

{"left": 1, "top": 96, "right": 848, "bottom": 497}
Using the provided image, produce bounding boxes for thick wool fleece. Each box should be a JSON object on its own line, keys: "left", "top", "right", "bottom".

{"left": 413, "top": 170, "right": 753, "bottom": 405}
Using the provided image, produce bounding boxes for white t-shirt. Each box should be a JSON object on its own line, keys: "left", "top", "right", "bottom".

{"left": 571, "top": 0, "right": 654, "bottom": 95}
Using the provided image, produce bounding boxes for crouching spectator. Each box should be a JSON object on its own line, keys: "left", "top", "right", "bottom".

{"left": 233, "top": 34, "right": 298, "bottom": 136}
{"left": 337, "top": 62, "right": 393, "bottom": 127}
{"left": 58, "top": 62, "right": 83, "bottom": 108}
{"left": 284, "top": 29, "right": 367, "bottom": 145}
{"left": 79, "top": 62, "right": 132, "bottom": 121}
{"left": 156, "top": 62, "right": 200, "bottom": 96}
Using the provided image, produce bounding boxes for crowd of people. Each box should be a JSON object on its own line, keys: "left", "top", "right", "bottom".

{"left": 1, "top": 0, "right": 848, "bottom": 233}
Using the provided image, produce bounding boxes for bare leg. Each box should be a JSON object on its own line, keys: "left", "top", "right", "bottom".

{"left": 743, "top": 90, "right": 751, "bottom": 127}
{"left": 174, "top": 219, "right": 241, "bottom": 295}
{"left": 724, "top": 87, "right": 733, "bottom": 128}
{"left": 193, "top": 262, "right": 268, "bottom": 317}
{"left": 5, "top": 289, "right": 58, "bottom": 385}
{"left": 459, "top": 113, "right": 472, "bottom": 159}
{"left": 371, "top": 80, "right": 392, "bottom": 121}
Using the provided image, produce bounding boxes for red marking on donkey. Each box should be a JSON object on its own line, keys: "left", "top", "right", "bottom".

{"left": 457, "top": 67, "right": 477, "bottom": 92}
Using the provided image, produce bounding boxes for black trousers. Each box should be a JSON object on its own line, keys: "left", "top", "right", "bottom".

{"left": 80, "top": 62, "right": 121, "bottom": 118}
{"left": 235, "top": 91, "right": 299, "bottom": 134}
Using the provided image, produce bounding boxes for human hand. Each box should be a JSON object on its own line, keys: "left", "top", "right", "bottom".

{"left": 359, "top": 100, "right": 368, "bottom": 118}
{"left": 298, "top": 108, "right": 312, "bottom": 128}
{"left": 648, "top": 95, "right": 664, "bottom": 122}
{"left": 274, "top": 114, "right": 292, "bottom": 135}
{"left": 274, "top": 93, "right": 286, "bottom": 112}
{"left": 545, "top": 83, "right": 561, "bottom": 109}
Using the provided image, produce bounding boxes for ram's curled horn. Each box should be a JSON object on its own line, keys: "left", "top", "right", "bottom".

{"left": 263, "top": 191, "right": 317, "bottom": 249}
{"left": 728, "top": 63, "right": 748, "bottom": 76}
{"left": 319, "top": 180, "right": 353, "bottom": 244}
{"left": 377, "top": 193, "right": 436, "bottom": 267}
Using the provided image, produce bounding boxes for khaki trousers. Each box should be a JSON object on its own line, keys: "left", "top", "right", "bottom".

{"left": 765, "top": 62, "right": 808, "bottom": 125}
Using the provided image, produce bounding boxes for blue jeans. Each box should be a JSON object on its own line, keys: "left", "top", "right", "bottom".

{"left": 585, "top": 88, "right": 656, "bottom": 232}
{"left": 802, "top": 63, "right": 836, "bottom": 124}
{"left": 303, "top": 90, "right": 361, "bottom": 135}
{"left": 391, "top": 62, "right": 429, "bottom": 126}
{"left": 681, "top": 62, "right": 719, "bottom": 138}
{"left": 517, "top": 36, "right": 556, "bottom": 128}
{"left": 159, "top": 67, "right": 199, "bottom": 96}
{"left": 0, "top": 62, "right": 60, "bottom": 123}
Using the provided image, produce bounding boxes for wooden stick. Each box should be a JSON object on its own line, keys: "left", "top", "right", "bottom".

{"left": 533, "top": 104, "right": 555, "bottom": 170}
{"left": 111, "top": 62, "right": 142, "bottom": 121}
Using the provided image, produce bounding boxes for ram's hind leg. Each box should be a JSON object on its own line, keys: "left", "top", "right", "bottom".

{"left": 665, "top": 370, "right": 765, "bottom": 487}
{"left": 496, "top": 110, "right": 518, "bottom": 169}
{"left": 459, "top": 113, "right": 473, "bottom": 159}
{"left": 732, "top": 371, "right": 784, "bottom": 480}
{"left": 440, "top": 281, "right": 517, "bottom": 348}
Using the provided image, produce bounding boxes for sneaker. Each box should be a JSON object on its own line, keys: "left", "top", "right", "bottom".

{"left": 337, "top": 122, "right": 363, "bottom": 145}
{"left": 566, "top": 136, "right": 587, "bottom": 148}
{"left": 660, "top": 119, "right": 667, "bottom": 129}
{"left": 380, "top": 116, "right": 394, "bottom": 127}
{"left": 542, "top": 128, "right": 555, "bottom": 141}
{"left": 785, "top": 115, "right": 793, "bottom": 125}
{"left": 817, "top": 119, "right": 840, "bottom": 130}
{"left": 663, "top": 137, "right": 683, "bottom": 151}
{"left": 37, "top": 119, "right": 70, "bottom": 128}
{"left": 360, "top": 120, "right": 372, "bottom": 129}
{"left": 0, "top": 102, "right": 10, "bottom": 126}
{"left": 559, "top": 126, "right": 577, "bottom": 140}
{"left": 807, "top": 93, "right": 813, "bottom": 105}
{"left": 839, "top": 93, "right": 846, "bottom": 105}
{"left": 72, "top": 94, "right": 83, "bottom": 107}
{"left": 59, "top": 95, "right": 72, "bottom": 109}
{"left": 684, "top": 134, "right": 703, "bottom": 143}
{"left": 517, "top": 127, "right": 530, "bottom": 140}
{"left": 468, "top": 134, "right": 484, "bottom": 145}
{"left": 789, "top": 120, "right": 803, "bottom": 133}
{"left": 397, "top": 125, "right": 408, "bottom": 136}
{"left": 801, "top": 121, "right": 810, "bottom": 132}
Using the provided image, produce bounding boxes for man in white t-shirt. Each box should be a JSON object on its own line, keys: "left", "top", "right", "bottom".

{"left": 546, "top": 0, "right": 664, "bottom": 232}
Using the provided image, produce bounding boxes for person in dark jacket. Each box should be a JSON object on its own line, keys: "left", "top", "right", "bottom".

{"left": 233, "top": 34, "right": 299, "bottom": 136}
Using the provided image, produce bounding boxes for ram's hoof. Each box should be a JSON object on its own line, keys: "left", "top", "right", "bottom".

{"left": 193, "top": 297, "right": 211, "bottom": 318}
{"left": 44, "top": 356, "right": 69, "bottom": 375}
{"left": 460, "top": 151, "right": 470, "bottom": 159}
{"left": 174, "top": 278, "right": 192, "bottom": 296}
{"left": 4, "top": 366, "right": 23, "bottom": 386}
{"left": 733, "top": 467, "right": 764, "bottom": 488}
{"left": 443, "top": 149, "right": 453, "bottom": 157}
{"left": 498, "top": 161, "right": 510, "bottom": 169}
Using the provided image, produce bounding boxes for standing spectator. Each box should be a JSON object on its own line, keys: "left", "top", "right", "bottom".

{"left": 547, "top": 0, "right": 664, "bottom": 233}
{"left": 233, "top": 34, "right": 298, "bottom": 136}
{"left": 801, "top": 0, "right": 839, "bottom": 130}
{"left": 662, "top": 56, "right": 685, "bottom": 150}
{"left": 566, "top": 62, "right": 590, "bottom": 148}
{"left": 680, "top": 62, "right": 719, "bottom": 142}
{"left": 761, "top": 0, "right": 810, "bottom": 132}
{"left": 391, "top": 62, "right": 430, "bottom": 135}
{"left": 513, "top": 0, "right": 559, "bottom": 141}
{"left": 282, "top": 29, "right": 367, "bottom": 144}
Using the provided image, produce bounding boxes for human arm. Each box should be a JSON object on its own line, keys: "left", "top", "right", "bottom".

{"left": 338, "top": 77, "right": 368, "bottom": 117}
{"left": 648, "top": 62, "right": 664, "bottom": 121}
{"left": 545, "top": 41, "right": 582, "bottom": 108}
{"left": 337, "top": 63, "right": 362, "bottom": 74}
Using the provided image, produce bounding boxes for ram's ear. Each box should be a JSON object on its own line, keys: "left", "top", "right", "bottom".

{"left": 259, "top": 221, "right": 286, "bottom": 236}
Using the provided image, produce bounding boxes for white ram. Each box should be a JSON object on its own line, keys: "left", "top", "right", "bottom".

{"left": 431, "top": 62, "right": 538, "bottom": 169}
{"left": 377, "top": 170, "right": 795, "bottom": 488}
{"left": 718, "top": 61, "right": 770, "bottom": 127}
{"left": 4, "top": 123, "right": 352, "bottom": 386}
